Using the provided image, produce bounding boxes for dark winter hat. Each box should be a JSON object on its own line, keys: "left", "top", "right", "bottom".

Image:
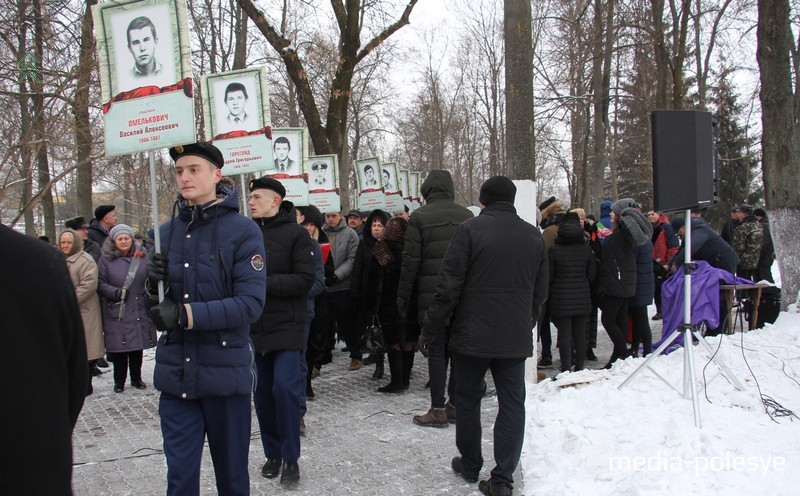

{"left": 730, "top": 205, "right": 742, "bottom": 213}
{"left": 346, "top": 209, "right": 364, "bottom": 219}
{"left": 611, "top": 198, "right": 637, "bottom": 216}
{"left": 249, "top": 176, "right": 286, "bottom": 198}
{"left": 479, "top": 176, "right": 517, "bottom": 206}
{"left": 738, "top": 204, "right": 754, "bottom": 214}
{"left": 753, "top": 208, "right": 766, "bottom": 218}
{"left": 94, "top": 205, "right": 115, "bottom": 222}
{"left": 169, "top": 141, "right": 225, "bottom": 169}
{"left": 110, "top": 223, "right": 135, "bottom": 241}
{"left": 297, "top": 205, "right": 323, "bottom": 230}
{"left": 64, "top": 216, "right": 87, "bottom": 230}
{"left": 671, "top": 217, "right": 685, "bottom": 233}
{"left": 538, "top": 196, "right": 557, "bottom": 212}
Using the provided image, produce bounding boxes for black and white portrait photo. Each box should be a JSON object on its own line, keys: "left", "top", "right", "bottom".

{"left": 109, "top": 4, "right": 177, "bottom": 94}
{"left": 269, "top": 128, "right": 305, "bottom": 176}
{"left": 310, "top": 160, "right": 332, "bottom": 189}
{"left": 381, "top": 163, "right": 399, "bottom": 193}
{"left": 214, "top": 78, "right": 259, "bottom": 134}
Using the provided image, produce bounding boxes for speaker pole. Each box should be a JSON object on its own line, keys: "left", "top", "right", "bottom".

{"left": 619, "top": 209, "right": 745, "bottom": 427}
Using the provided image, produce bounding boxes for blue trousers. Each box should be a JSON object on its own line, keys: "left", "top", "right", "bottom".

{"left": 253, "top": 351, "right": 302, "bottom": 463}
{"left": 300, "top": 321, "right": 310, "bottom": 416}
{"left": 453, "top": 354, "right": 526, "bottom": 487}
{"left": 159, "top": 393, "right": 251, "bottom": 496}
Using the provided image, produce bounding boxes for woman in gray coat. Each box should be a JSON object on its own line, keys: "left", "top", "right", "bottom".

{"left": 97, "top": 224, "right": 156, "bottom": 392}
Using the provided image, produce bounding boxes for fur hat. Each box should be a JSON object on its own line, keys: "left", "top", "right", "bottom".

{"left": 64, "top": 216, "right": 87, "bottom": 230}
{"left": 540, "top": 199, "right": 566, "bottom": 220}
{"left": 479, "top": 176, "right": 516, "bottom": 206}
{"left": 110, "top": 224, "right": 135, "bottom": 241}
{"left": 538, "top": 196, "right": 557, "bottom": 212}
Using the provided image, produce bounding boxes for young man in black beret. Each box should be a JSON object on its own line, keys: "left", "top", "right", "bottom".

{"left": 248, "top": 177, "right": 316, "bottom": 485}
{"left": 146, "top": 141, "right": 267, "bottom": 495}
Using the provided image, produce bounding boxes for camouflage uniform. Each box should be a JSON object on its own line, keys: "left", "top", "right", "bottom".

{"left": 733, "top": 215, "right": 763, "bottom": 278}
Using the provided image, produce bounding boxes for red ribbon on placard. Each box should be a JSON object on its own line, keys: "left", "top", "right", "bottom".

{"left": 102, "top": 78, "right": 194, "bottom": 114}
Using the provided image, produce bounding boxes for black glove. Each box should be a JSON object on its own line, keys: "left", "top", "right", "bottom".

{"left": 418, "top": 333, "right": 435, "bottom": 358}
{"left": 324, "top": 273, "right": 338, "bottom": 287}
{"left": 114, "top": 288, "right": 128, "bottom": 302}
{"left": 397, "top": 297, "right": 409, "bottom": 319}
{"left": 148, "top": 253, "right": 169, "bottom": 282}
{"left": 149, "top": 299, "right": 183, "bottom": 331}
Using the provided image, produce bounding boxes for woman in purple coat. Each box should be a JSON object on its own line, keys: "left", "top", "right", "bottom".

{"left": 98, "top": 224, "right": 157, "bottom": 392}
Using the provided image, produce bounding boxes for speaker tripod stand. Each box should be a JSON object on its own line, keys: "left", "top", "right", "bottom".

{"left": 617, "top": 209, "right": 745, "bottom": 428}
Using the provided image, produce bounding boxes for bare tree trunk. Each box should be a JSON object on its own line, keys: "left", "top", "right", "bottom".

{"left": 232, "top": 0, "right": 248, "bottom": 70}
{"left": 757, "top": 0, "right": 800, "bottom": 309}
{"left": 589, "top": 0, "right": 615, "bottom": 213}
{"left": 33, "top": 0, "right": 54, "bottom": 240}
{"left": 75, "top": 0, "right": 97, "bottom": 219}
{"left": 504, "top": 0, "right": 534, "bottom": 180}
{"left": 14, "top": 1, "right": 35, "bottom": 235}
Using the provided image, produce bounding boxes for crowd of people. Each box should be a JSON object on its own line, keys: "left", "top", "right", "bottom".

{"left": 20, "top": 139, "right": 777, "bottom": 496}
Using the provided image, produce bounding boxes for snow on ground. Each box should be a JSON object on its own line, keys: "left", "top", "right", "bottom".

{"left": 521, "top": 311, "right": 800, "bottom": 496}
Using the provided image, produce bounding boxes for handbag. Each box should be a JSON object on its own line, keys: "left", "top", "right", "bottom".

{"left": 361, "top": 314, "right": 386, "bottom": 354}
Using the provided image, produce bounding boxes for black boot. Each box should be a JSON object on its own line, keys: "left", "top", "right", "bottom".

{"left": 377, "top": 350, "right": 405, "bottom": 393}
{"left": 372, "top": 353, "right": 384, "bottom": 380}
{"left": 402, "top": 350, "right": 414, "bottom": 387}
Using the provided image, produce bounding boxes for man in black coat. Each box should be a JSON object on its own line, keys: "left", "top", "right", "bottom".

{"left": 0, "top": 225, "right": 88, "bottom": 495}
{"left": 421, "top": 176, "right": 549, "bottom": 496}
{"left": 397, "top": 170, "right": 473, "bottom": 427}
{"left": 248, "top": 177, "right": 317, "bottom": 485}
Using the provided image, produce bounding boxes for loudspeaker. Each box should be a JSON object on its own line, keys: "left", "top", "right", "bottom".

{"left": 651, "top": 110, "right": 718, "bottom": 213}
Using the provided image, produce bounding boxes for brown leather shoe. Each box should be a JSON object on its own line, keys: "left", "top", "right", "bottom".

{"left": 445, "top": 401, "right": 456, "bottom": 423}
{"left": 348, "top": 359, "right": 363, "bottom": 371}
{"left": 311, "top": 367, "right": 320, "bottom": 378}
{"left": 413, "top": 408, "right": 449, "bottom": 428}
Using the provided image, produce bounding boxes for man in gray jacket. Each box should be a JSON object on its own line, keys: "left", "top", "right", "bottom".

{"left": 322, "top": 211, "right": 361, "bottom": 370}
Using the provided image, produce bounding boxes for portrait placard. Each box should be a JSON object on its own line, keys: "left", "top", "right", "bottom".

{"left": 306, "top": 155, "right": 340, "bottom": 213}
{"left": 201, "top": 68, "right": 273, "bottom": 176}
{"left": 410, "top": 172, "right": 422, "bottom": 210}
{"left": 399, "top": 169, "right": 414, "bottom": 212}
{"left": 93, "top": 0, "right": 194, "bottom": 156}
{"left": 381, "top": 162, "right": 403, "bottom": 213}
{"left": 355, "top": 157, "right": 385, "bottom": 211}
{"left": 266, "top": 128, "right": 308, "bottom": 205}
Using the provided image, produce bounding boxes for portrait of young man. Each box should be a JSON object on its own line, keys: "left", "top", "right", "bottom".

{"left": 363, "top": 164, "right": 378, "bottom": 188}
{"left": 273, "top": 137, "right": 297, "bottom": 174}
{"left": 310, "top": 160, "right": 330, "bottom": 188}
{"left": 222, "top": 82, "right": 252, "bottom": 131}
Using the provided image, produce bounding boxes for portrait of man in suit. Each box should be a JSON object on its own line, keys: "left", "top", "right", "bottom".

{"left": 126, "top": 16, "right": 162, "bottom": 80}
{"left": 273, "top": 136, "right": 296, "bottom": 174}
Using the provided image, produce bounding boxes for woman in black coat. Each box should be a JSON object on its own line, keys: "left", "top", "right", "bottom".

{"left": 597, "top": 199, "right": 652, "bottom": 368}
{"left": 351, "top": 211, "right": 418, "bottom": 391}
{"left": 628, "top": 241, "right": 655, "bottom": 357}
{"left": 548, "top": 212, "right": 596, "bottom": 372}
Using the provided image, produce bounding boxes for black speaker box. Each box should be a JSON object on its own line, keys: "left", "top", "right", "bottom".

{"left": 651, "top": 110, "right": 718, "bottom": 213}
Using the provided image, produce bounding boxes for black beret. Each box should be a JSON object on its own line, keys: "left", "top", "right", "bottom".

{"left": 169, "top": 142, "right": 224, "bottom": 169}
{"left": 249, "top": 176, "right": 286, "bottom": 198}
{"left": 64, "top": 216, "right": 87, "bottom": 230}
{"left": 94, "top": 205, "right": 115, "bottom": 221}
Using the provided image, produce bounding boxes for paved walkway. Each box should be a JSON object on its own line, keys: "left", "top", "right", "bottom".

{"left": 72, "top": 316, "right": 663, "bottom": 495}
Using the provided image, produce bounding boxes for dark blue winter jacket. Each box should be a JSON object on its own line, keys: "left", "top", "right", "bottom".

{"left": 629, "top": 241, "right": 655, "bottom": 308}
{"left": 153, "top": 179, "right": 266, "bottom": 399}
